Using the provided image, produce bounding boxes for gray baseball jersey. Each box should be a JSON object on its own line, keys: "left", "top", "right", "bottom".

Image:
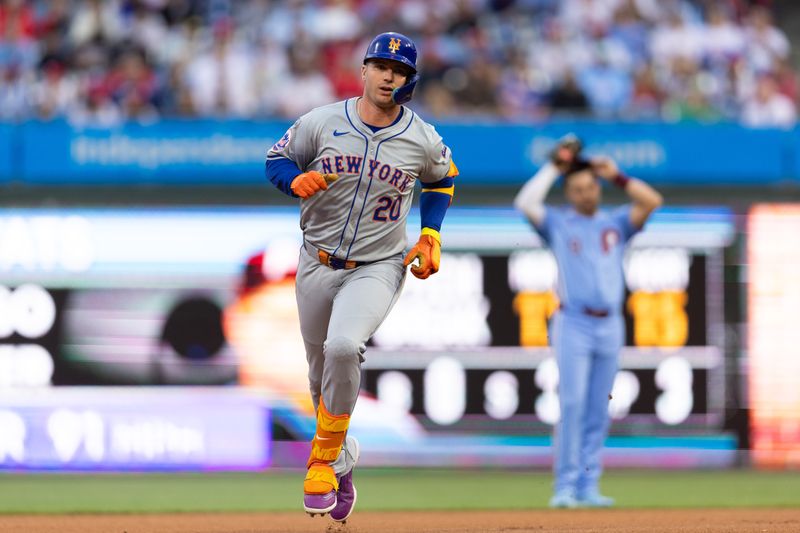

{"left": 267, "top": 97, "right": 453, "bottom": 262}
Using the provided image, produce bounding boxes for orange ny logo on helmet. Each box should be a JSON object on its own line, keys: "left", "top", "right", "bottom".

{"left": 388, "top": 37, "right": 401, "bottom": 53}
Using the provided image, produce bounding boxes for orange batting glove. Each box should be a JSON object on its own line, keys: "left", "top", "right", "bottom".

{"left": 291, "top": 172, "right": 339, "bottom": 199}
{"left": 403, "top": 230, "right": 441, "bottom": 280}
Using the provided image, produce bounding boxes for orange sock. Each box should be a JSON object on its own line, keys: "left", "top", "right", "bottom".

{"left": 303, "top": 398, "right": 350, "bottom": 494}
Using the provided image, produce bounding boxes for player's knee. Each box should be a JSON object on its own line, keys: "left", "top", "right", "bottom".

{"left": 323, "top": 336, "right": 361, "bottom": 366}
{"left": 308, "top": 382, "right": 321, "bottom": 403}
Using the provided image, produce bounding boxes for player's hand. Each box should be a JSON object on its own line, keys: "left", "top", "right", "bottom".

{"left": 590, "top": 157, "right": 619, "bottom": 182}
{"left": 290, "top": 171, "right": 339, "bottom": 199}
{"left": 403, "top": 234, "right": 441, "bottom": 280}
{"left": 550, "top": 134, "right": 583, "bottom": 174}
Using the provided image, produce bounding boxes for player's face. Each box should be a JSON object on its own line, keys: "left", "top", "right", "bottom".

{"left": 565, "top": 170, "right": 601, "bottom": 215}
{"left": 362, "top": 59, "right": 410, "bottom": 108}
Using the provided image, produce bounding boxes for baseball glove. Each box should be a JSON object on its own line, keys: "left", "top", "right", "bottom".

{"left": 550, "top": 133, "right": 583, "bottom": 171}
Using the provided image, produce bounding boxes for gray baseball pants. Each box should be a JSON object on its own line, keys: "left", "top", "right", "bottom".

{"left": 295, "top": 242, "right": 406, "bottom": 416}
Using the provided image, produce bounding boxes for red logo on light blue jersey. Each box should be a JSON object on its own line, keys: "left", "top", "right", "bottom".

{"left": 601, "top": 228, "right": 620, "bottom": 253}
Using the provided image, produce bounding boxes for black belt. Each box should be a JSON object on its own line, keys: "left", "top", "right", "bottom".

{"left": 561, "top": 304, "right": 610, "bottom": 318}
{"left": 305, "top": 242, "right": 367, "bottom": 270}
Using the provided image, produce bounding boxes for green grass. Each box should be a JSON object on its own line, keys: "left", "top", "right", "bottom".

{"left": 1, "top": 469, "right": 799, "bottom": 514}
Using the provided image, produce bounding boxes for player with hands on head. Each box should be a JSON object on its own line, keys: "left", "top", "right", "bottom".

{"left": 264, "top": 31, "right": 457, "bottom": 522}
{"left": 514, "top": 134, "right": 662, "bottom": 509}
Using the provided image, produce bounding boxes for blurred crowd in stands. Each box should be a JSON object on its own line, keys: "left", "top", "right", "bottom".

{"left": 0, "top": 0, "right": 796, "bottom": 127}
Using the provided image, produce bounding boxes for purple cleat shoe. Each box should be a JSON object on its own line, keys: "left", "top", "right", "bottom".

{"left": 330, "top": 435, "right": 360, "bottom": 522}
{"left": 303, "top": 490, "right": 337, "bottom": 516}
{"left": 330, "top": 470, "right": 357, "bottom": 522}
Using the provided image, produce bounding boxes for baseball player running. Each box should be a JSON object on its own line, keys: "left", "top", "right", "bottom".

{"left": 265, "top": 32, "right": 457, "bottom": 521}
{"left": 514, "top": 136, "right": 662, "bottom": 508}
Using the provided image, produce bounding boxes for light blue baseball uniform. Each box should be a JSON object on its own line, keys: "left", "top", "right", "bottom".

{"left": 534, "top": 204, "right": 639, "bottom": 497}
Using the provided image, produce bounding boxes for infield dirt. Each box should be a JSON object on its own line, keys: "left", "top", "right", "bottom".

{"left": 2, "top": 508, "right": 798, "bottom": 533}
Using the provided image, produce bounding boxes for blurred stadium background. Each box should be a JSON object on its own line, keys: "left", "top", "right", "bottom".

{"left": 2, "top": 0, "right": 800, "bottom": 526}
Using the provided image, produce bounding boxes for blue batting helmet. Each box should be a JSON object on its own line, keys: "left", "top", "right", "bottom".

{"left": 364, "top": 32, "right": 419, "bottom": 105}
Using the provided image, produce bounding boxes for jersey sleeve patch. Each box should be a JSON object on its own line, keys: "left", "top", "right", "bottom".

{"left": 271, "top": 130, "right": 291, "bottom": 153}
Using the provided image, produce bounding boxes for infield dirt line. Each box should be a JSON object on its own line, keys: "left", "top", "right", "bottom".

{"left": 1, "top": 508, "right": 799, "bottom": 533}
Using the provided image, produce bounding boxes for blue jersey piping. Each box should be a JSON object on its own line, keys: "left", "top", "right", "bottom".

{"left": 332, "top": 98, "right": 371, "bottom": 257}
{"left": 344, "top": 110, "right": 416, "bottom": 260}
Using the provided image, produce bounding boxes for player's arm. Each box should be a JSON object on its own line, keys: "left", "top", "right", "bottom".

{"left": 403, "top": 147, "right": 458, "bottom": 280}
{"left": 265, "top": 116, "right": 338, "bottom": 199}
{"left": 265, "top": 157, "right": 338, "bottom": 199}
{"left": 419, "top": 160, "right": 457, "bottom": 237}
{"left": 592, "top": 157, "right": 663, "bottom": 228}
{"left": 265, "top": 156, "right": 302, "bottom": 197}
{"left": 514, "top": 134, "right": 582, "bottom": 226}
{"left": 513, "top": 163, "right": 558, "bottom": 227}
